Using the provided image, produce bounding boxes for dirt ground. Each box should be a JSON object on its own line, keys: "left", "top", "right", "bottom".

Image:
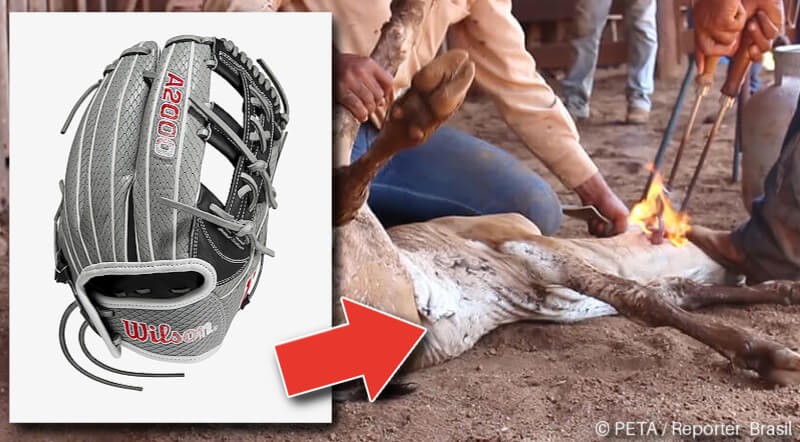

{"left": 4, "top": 69, "right": 800, "bottom": 441}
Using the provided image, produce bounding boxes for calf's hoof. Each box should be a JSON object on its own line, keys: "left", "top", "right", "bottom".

{"left": 385, "top": 49, "right": 475, "bottom": 146}
{"left": 736, "top": 338, "right": 800, "bottom": 386}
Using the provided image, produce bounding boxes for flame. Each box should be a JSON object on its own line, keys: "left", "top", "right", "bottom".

{"left": 629, "top": 167, "right": 691, "bottom": 247}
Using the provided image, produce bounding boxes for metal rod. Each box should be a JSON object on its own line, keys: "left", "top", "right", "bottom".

{"left": 668, "top": 83, "right": 709, "bottom": 189}
{"left": 641, "top": 56, "right": 696, "bottom": 200}
{"left": 681, "top": 96, "right": 735, "bottom": 212}
{"left": 732, "top": 86, "right": 748, "bottom": 182}
{"left": 732, "top": 124, "right": 742, "bottom": 182}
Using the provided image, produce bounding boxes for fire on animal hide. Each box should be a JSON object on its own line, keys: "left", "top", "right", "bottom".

{"left": 629, "top": 167, "right": 691, "bottom": 247}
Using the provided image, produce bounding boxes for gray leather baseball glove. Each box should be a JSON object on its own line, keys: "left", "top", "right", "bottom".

{"left": 55, "top": 35, "right": 289, "bottom": 390}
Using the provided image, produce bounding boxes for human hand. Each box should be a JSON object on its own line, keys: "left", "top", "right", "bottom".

{"left": 740, "top": 1, "right": 784, "bottom": 62}
{"left": 574, "top": 173, "right": 629, "bottom": 237}
{"left": 693, "top": 0, "right": 783, "bottom": 74}
{"left": 335, "top": 53, "right": 394, "bottom": 123}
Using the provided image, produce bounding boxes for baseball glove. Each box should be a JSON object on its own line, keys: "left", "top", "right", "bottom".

{"left": 54, "top": 35, "right": 289, "bottom": 390}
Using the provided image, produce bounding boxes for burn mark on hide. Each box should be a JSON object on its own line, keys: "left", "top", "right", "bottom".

{"left": 447, "top": 256, "right": 495, "bottom": 276}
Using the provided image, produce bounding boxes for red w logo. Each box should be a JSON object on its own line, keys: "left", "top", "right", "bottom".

{"left": 121, "top": 319, "right": 148, "bottom": 342}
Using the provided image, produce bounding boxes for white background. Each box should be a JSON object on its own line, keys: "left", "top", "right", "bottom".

{"left": 9, "top": 12, "right": 332, "bottom": 423}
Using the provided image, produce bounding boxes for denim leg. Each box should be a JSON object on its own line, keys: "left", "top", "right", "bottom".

{"left": 731, "top": 94, "right": 800, "bottom": 282}
{"left": 624, "top": 0, "right": 658, "bottom": 111}
{"left": 562, "top": 0, "right": 613, "bottom": 117}
{"left": 351, "top": 123, "right": 378, "bottom": 161}
{"left": 749, "top": 62, "right": 763, "bottom": 94}
{"left": 350, "top": 125, "right": 563, "bottom": 234}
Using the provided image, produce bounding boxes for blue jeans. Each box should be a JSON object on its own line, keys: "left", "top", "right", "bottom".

{"left": 562, "top": 0, "right": 658, "bottom": 115}
{"left": 352, "top": 125, "right": 563, "bottom": 234}
{"left": 732, "top": 94, "right": 800, "bottom": 282}
{"left": 749, "top": 62, "right": 763, "bottom": 94}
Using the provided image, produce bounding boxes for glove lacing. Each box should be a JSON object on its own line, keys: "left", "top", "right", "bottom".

{"left": 189, "top": 96, "right": 279, "bottom": 209}
{"left": 158, "top": 94, "right": 282, "bottom": 259}
{"left": 57, "top": 181, "right": 185, "bottom": 391}
{"left": 60, "top": 80, "right": 102, "bottom": 134}
{"left": 58, "top": 301, "right": 185, "bottom": 391}
{"left": 159, "top": 197, "right": 275, "bottom": 257}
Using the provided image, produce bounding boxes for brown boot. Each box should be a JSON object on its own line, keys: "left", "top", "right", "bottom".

{"left": 688, "top": 225, "right": 746, "bottom": 274}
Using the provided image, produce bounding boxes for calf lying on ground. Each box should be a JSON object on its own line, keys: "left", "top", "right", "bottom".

{"left": 334, "top": 50, "right": 800, "bottom": 386}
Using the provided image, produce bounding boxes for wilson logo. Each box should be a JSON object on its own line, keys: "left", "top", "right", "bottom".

{"left": 121, "top": 319, "right": 216, "bottom": 345}
{"left": 153, "top": 71, "right": 185, "bottom": 158}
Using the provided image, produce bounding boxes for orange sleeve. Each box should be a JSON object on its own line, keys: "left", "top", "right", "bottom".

{"left": 448, "top": 0, "right": 598, "bottom": 189}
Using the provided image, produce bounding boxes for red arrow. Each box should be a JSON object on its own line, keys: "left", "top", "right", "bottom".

{"left": 274, "top": 297, "right": 426, "bottom": 402}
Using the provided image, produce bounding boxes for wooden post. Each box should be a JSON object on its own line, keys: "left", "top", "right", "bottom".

{"left": 48, "top": 0, "right": 66, "bottom": 11}
{"left": 28, "top": 0, "right": 48, "bottom": 11}
{"left": 8, "top": 1, "right": 28, "bottom": 12}
{"left": 0, "top": 0, "right": 9, "bottom": 213}
{"left": 656, "top": 0, "right": 684, "bottom": 81}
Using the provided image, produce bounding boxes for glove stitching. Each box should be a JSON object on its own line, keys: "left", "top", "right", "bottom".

{"left": 237, "top": 79, "right": 252, "bottom": 220}
{"left": 218, "top": 53, "right": 278, "bottom": 219}
{"left": 219, "top": 52, "right": 277, "bottom": 154}
{"left": 190, "top": 216, "right": 200, "bottom": 258}
{"left": 217, "top": 258, "right": 248, "bottom": 285}
{"left": 225, "top": 155, "right": 245, "bottom": 209}
{"left": 198, "top": 218, "right": 248, "bottom": 264}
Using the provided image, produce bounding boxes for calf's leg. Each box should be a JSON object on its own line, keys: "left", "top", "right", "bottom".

{"left": 664, "top": 278, "right": 800, "bottom": 310}
{"left": 510, "top": 237, "right": 800, "bottom": 385}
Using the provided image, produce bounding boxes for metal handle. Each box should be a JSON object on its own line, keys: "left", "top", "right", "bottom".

{"left": 721, "top": 35, "right": 754, "bottom": 98}
{"left": 697, "top": 55, "right": 721, "bottom": 87}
